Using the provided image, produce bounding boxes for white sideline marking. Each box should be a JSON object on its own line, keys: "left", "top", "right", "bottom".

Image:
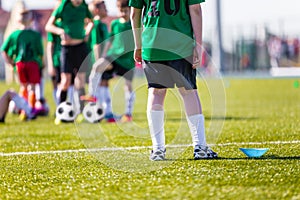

{"left": 0, "top": 140, "right": 299, "bottom": 157}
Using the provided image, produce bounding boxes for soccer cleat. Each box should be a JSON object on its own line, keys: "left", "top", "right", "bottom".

{"left": 19, "top": 109, "right": 38, "bottom": 121}
{"left": 194, "top": 145, "right": 218, "bottom": 160}
{"left": 149, "top": 149, "right": 166, "bottom": 161}
{"left": 54, "top": 117, "right": 61, "bottom": 125}
{"left": 120, "top": 114, "right": 132, "bottom": 123}
{"left": 104, "top": 113, "right": 120, "bottom": 123}
{"left": 19, "top": 111, "right": 27, "bottom": 121}
{"left": 80, "top": 95, "right": 97, "bottom": 102}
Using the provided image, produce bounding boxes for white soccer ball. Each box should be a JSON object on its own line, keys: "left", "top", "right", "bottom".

{"left": 83, "top": 102, "right": 105, "bottom": 123}
{"left": 55, "top": 102, "right": 77, "bottom": 122}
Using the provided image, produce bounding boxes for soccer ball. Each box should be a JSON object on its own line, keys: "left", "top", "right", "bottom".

{"left": 82, "top": 102, "right": 105, "bottom": 123}
{"left": 55, "top": 102, "right": 77, "bottom": 122}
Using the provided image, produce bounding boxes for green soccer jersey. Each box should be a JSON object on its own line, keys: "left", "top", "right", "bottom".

{"left": 129, "top": 0, "right": 205, "bottom": 61}
{"left": 106, "top": 19, "right": 135, "bottom": 70}
{"left": 1, "top": 29, "right": 43, "bottom": 67}
{"left": 88, "top": 19, "right": 109, "bottom": 61}
{"left": 47, "top": 20, "right": 62, "bottom": 68}
{"left": 52, "top": 0, "right": 92, "bottom": 40}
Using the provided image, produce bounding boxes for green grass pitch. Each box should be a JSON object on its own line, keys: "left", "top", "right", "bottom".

{"left": 0, "top": 77, "right": 299, "bottom": 199}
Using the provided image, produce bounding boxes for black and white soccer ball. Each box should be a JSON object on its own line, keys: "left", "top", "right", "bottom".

{"left": 55, "top": 102, "right": 77, "bottom": 122}
{"left": 83, "top": 102, "right": 105, "bottom": 123}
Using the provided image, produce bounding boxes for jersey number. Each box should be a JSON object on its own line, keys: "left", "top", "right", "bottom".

{"left": 149, "top": 0, "right": 180, "bottom": 17}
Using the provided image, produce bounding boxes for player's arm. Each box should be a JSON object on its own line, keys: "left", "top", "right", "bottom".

{"left": 1, "top": 51, "right": 14, "bottom": 66}
{"left": 130, "top": 7, "right": 142, "bottom": 63}
{"left": 45, "top": 16, "right": 64, "bottom": 36}
{"left": 93, "top": 44, "right": 101, "bottom": 61}
{"left": 189, "top": 3, "right": 203, "bottom": 68}
{"left": 101, "top": 41, "right": 111, "bottom": 57}
{"left": 84, "top": 18, "right": 94, "bottom": 42}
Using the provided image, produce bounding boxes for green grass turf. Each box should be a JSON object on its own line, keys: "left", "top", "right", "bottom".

{"left": 0, "top": 77, "right": 299, "bottom": 199}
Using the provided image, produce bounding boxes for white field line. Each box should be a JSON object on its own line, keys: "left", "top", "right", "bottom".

{"left": 0, "top": 140, "right": 299, "bottom": 157}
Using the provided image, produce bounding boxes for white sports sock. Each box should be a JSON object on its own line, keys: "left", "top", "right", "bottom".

{"left": 95, "top": 86, "right": 106, "bottom": 108}
{"left": 147, "top": 110, "right": 165, "bottom": 151}
{"left": 104, "top": 87, "right": 112, "bottom": 114}
{"left": 72, "top": 89, "right": 80, "bottom": 113}
{"left": 67, "top": 86, "right": 74, "bottom": 103}
{"left": 95, "top": 86, "right": 112, "bottom": 114}
{"left": 12, "top": 95, "right": 32, "bottom": 116}
{"left": 88, "top": 71, "right": 102, "bottom": 96}
{"left": 187, "top": 114, "right": 207, "bottom": 147}
{"left": 35, "top": 83, "right": 41, "bottom": 101}
{"left": 56, "top": 88, "right": 61, "bottom": 103}
{"left": 53, "top": 89, "right": 59, "bottom": 105}
{"left": 125, "top": 91, "right": 135, "bottom": 115}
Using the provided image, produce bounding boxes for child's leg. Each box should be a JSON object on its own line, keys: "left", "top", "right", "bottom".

{"left": 147, "top": 88, "right": 167, "bottom": 151}
{"left": 0, "top": 90, "right": 14, "bottom": 121}
{"left": 178, "top": 88, "right": 206, "bottom": 147}
{"left": 59, "top": 73, "right": 72, "bottom": 103}
{"left": 124, "top": 79, "right": 135, "bottom": 116}
{"left": 0, "top": 90, "right": 34, "bottom": 122}
{"left": 19, "top": 85, "right": 28, "bottom": 100}
{"left": 74, "top": 72, "right": 86, "bottom": 113}
{"left": 28, "top": 84, "right": 36, "bottom": 108}
{"left": 96, "top": 80, "right": 112, "bottom": 115}
{"left": 88, "top": 58, "right": 112, "bottom": 96}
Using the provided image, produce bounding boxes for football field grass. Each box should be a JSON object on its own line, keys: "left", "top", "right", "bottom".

{"left": 0, "top": 77, "right": 299, "bottom": 199}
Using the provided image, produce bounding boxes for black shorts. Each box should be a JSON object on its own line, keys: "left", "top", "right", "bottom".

{"left": 143, "top": 57, "right": 197, "bottom": 90}
{"left": 60, "top": 42, "right": 90, "bottom": 74}
{"left": 101, "top": 56, "right": 134, "bottom": 81}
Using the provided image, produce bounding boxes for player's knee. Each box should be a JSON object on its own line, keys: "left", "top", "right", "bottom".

{"left": 5, "top": 89, "right": 16, "bottom": 98}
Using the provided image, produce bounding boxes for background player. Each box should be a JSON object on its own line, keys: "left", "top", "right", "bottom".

{"left": 1, "top": 9, "right": 44, "bottom": 111}
{"left": 85, "top": 0, "right": 136, "bottom": 123}
{"left": 0, "top": 90, "right": 37, "bottom": 123}
{"left": 45, "top": 0, "right": 94, "bottom": 120}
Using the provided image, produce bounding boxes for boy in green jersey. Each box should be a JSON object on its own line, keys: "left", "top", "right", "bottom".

{"left": 1, "top": 10, "right": 43, "bottom": 110}
{"left": 88, "top": 0, "right": 109, "bottom": 62}
{"left": 84, "top": 0, "right": 135, "bottom": 123}
{"left": 46, "top": 0, "right": 74, "bottom": 106}
{"left": 130, "top": 0, "right": 218, "bottom": 160}
{"left": 45, "top": 0, "right": 94, "bottom": 118}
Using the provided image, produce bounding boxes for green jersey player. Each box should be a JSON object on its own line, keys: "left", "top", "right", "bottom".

{"left": 130, "top": 0, "right": 218, "bottom": 160}
{"left": 45, "top": 0, "right": 94, "bottom": 117}
{"left": 84, "top": 0, "right": 135, "bottom": 123}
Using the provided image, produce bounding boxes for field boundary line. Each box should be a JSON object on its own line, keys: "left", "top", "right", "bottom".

{"left": 0, "top": 140, "right": 299, "bottom": 157}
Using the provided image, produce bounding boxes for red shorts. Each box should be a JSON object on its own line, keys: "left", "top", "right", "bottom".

{"left": 16, "top": 61, "right": 41, "bottom": 84}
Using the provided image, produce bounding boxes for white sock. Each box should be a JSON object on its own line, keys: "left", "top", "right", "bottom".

{"left": 35, "top": 83, "right": 41, "bottom": 101}
{"left": 56, "top": 89, "right": 61, "bottom": 103}
{"left": 95, "top": 86, "right": 106, "bottom": 108}
{"left": 12, "top": 95, "right": 32, "bottom": 116}
{"left": 187, "top": 114, "right": 207, "bottom": 147}
{"left": 53, "top": 89, "right": 59, "bottom": 105}
{"left": 72, "top": 89, "right": 80, "bottom": 113}
{"left": 125, "top": 91, "right": 135, "bottom": 115}
{"left": 147, "top": 110, "right": 165, "bottom": 151}
{"left": 89, "top": 71, "right": 102, "bottom": 96}
{"left": 104, "top": 87, "right": 112, "bottom": 114}
{"left": 67, "top": 86, "right": 74, "bottom": 103}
